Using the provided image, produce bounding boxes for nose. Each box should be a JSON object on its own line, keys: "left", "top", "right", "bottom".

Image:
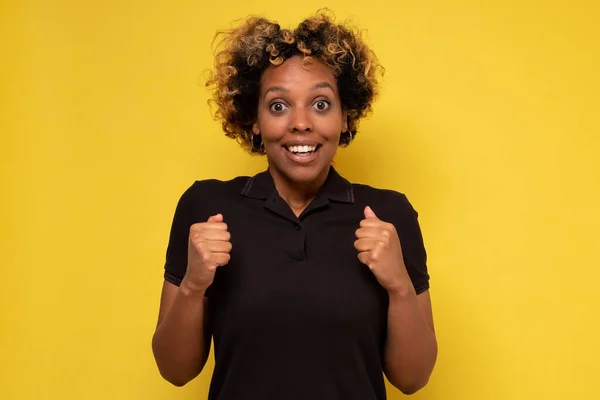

{"left": 288, "top": 107, "right": 314, "bottom": 133}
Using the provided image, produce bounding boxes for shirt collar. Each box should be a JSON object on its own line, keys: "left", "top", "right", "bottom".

{"left": 241, "top": 166, "right": 354, "bottom": 204}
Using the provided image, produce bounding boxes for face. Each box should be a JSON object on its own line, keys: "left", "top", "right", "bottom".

{"left": 253, "top": 55, "right": 348, "bottom": 187}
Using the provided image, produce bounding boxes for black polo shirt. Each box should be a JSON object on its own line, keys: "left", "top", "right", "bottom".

{"left": 163, "top": 167, "right": 429, "bottom": 400}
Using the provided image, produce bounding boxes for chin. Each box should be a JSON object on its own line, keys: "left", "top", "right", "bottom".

{"left": 277, "top": 162, "right": 329, "bottom": 185}
{"left": 290, "top": 168, "right": 322, "bottom": 184}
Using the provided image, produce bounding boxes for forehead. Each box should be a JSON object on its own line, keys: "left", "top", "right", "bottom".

{"left": 260, "top": 56, "right": 337, "bottom": 91}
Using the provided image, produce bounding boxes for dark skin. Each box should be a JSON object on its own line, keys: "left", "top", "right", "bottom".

{"left": 252, "top": 55, "right": 348, "bottom": 216}
{"left": 152, "top": 55, "right": 437, "bottom": 393}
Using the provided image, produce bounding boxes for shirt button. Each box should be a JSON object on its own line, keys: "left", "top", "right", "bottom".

{"left": 295, "top": 224, "right": 301, "bottom": 231}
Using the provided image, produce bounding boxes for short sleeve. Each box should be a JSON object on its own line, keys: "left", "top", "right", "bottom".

{"left": 163, "top": 184, "right": 197, "bottom": 287}
{"left": 394, "top": 194, "right": 430, "bottom": 294}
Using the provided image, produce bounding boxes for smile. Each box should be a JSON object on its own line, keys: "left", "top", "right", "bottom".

{"left": 282, "top": 144, "right": 322, "bottom": 164}
{"left": 285, "top": 144, "right": 320, "bottom": 155}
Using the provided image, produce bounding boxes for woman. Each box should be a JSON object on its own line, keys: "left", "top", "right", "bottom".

{"left": 152, "top": 10, "right": 437, "bottom": 400}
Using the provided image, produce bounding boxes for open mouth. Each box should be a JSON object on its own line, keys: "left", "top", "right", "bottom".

{"left": 284, "top": 144, "right": 320, "bottom": 156}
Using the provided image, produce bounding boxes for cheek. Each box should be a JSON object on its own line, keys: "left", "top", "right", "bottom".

{"left": 257, "top": 114, "right": 285, "bottom": 139}
{"left": 320, "top": 116, "right": 344, "bottom": 139}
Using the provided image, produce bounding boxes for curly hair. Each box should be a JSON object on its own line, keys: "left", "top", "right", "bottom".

{"left": 205, "top": 9, "right": 384, "bottom": 154}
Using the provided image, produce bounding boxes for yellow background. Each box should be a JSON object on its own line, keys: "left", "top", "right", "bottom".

{"left": 1, "top": 0, "right": 599, "bottom": 399}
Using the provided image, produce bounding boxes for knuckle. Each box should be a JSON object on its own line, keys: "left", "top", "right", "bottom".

{"left": 200, "top": 252, "right": 212, "bottom": 264}
{"left": 372, "top": 247, "right": 381, "bottom": 259}
{"left": 191, "top": 232, "right": 202, "bottom": 242}
{"left": 189, "top": 223, "right": 202, "bottom": 233}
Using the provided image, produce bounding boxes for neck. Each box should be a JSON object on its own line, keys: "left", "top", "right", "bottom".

{"left": 268, "top": 166, "right": 330, "bottom": 216}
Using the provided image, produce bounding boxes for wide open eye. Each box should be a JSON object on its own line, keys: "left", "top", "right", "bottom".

{"left": 269, "top": 102, "right": 289, "bottom": 113}
{"left": 313, "top": 100, "right": 331, "bottom": 111}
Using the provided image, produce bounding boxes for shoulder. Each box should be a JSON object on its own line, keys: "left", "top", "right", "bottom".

{"left": 173, "top": 175, "right": 251, "bottom": 216}
{"left": 183, "top": 176, "right": 251, "bottom": 199}
{"left": 351, "top": 182, "right": 418, "bottom": 221}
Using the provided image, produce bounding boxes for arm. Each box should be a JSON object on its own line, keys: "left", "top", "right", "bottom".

{"left": 383, "top": 288, "right": 437, "bottom": 394}
{"left": 153, "top": 212, "right": 230, "bottom": 386}
{"left": 151, "top": 280, "right": 211, "bottom": 387}
{"left": 355, "top": 205, "right": 437, "bottom": 395}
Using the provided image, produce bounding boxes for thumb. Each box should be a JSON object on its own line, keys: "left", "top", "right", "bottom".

{"left": 364, "top": 206, "right": 379, "bottom": 219}
{"left": 207, "top": 213, "right": 223, "bottom": 223}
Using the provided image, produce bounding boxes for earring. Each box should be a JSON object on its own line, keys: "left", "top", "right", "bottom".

{"left": 340, "top": 130, "right": 353, "bottom": 144}
{"left": 251, "top": 133, "right": 263, "bottom": 151}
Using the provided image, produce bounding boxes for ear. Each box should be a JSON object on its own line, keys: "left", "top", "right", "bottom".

{"left": 252, "top": 121, "right": 260, "bottom": 135}
{"left": 342, "top": 110, "right": 349, "bottom": 132}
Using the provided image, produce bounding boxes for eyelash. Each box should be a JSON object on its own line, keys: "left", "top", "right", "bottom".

{"left": 269, "top": 99, "right": 331, "bottom": 113}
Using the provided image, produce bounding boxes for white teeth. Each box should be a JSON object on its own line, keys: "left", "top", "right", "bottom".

{"left": 287, "top": 145, "right": 317, "bottom": 153}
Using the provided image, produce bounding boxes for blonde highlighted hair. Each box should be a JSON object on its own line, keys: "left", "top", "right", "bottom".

{"left": 205, "top": 9, "right": 384, "bottom": 154}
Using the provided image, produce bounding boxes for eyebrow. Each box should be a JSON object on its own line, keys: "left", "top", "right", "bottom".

{"left": 312, "top": 82, "right": 335, "bottom": 92}
{"left": 264, "top": 86, "right": 290, "bottom": 97}
{"left": 263, "top": 82, "right": 336, "bottom": 98}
